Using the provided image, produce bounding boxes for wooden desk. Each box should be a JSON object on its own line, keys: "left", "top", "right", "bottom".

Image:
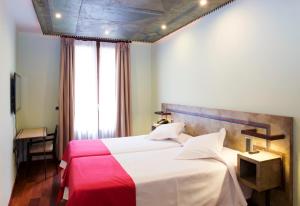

{"left": 16, "top": 128, "right": 47, "bottom": 140}
{"left": 15, "top": 127, "right": 47, "bottom": 168}
{"left": 15, "top": 127, "right": 48, "bottom": 178}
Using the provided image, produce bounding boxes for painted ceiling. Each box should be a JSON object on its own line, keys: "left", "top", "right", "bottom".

{"left": 32, "top": 0, "right": 233, "bottom": 42}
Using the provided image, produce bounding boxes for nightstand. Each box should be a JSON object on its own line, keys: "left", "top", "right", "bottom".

{"left": 237, "top": 151, "right": 282, "bottom": 206}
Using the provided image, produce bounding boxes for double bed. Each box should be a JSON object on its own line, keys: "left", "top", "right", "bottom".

{"left": 60, "top": 133, "right": 249, "bottom": 206}
{"left": 58, "top": 103, "right": 293, "bottom": 206}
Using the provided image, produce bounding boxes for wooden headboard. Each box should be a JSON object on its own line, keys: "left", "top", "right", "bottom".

{"left": 162, "top": 103, "right": 293, "bottom": 206}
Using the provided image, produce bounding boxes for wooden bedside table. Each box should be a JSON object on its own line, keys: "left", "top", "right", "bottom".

{"left": 237, "top": 151, "right": 282, "bottom": 206}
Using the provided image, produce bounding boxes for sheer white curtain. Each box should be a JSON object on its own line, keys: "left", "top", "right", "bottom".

{"left": 74, "top": 40, "right": 98, "bottom": 139}
{"left": 98, "top": 43, "right": 117, "bottom": 138}
{"left": 74, "top": 41, "right": 117, "bottom": 139}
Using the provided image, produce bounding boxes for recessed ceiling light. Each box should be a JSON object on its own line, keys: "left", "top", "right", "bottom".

{"left": 55, "top": 13, "right": 62, "bottom": 19}
{"left": 199, "top": 0, "right": 207, "bottom": 6}
{"left": 161, "top": 24, "right": 167, "bottom": 30}
{"left": 105, "top": 30, "right": 110, "bottom": 35}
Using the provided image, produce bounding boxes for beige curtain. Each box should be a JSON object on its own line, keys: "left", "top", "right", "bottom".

{"left": 115, "top": 42, "right": 132, "bottom": 137}
{"left": 58, "top": 38, "right": 75, "bottom": 159}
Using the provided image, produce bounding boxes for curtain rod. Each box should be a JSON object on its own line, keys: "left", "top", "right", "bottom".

{"left": 60, "top": 35, "right": 131, "bottom": 43}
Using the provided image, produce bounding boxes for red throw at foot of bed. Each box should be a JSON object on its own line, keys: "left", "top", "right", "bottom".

{"left": 62, "top": 140, "right": 111, "bottom": 164}
{"left": 67, "top": 155, "right": 136, "bottom": 206}
{"left": 60, "top": 140, "right": 111, "bottom": 186}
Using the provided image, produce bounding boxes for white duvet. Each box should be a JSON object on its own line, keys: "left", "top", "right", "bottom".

{"left": 60, "top": 135, "right": 181, "bottom": 169}
{"left": 102, "top": 135, "right": 181, "bottom": 154}
{"left": 114, "top": 147, "right": 247, "bottom": 206}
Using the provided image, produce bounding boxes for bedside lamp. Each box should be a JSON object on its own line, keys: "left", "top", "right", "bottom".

{"left": 241, "top": 129, "right": 285, "bottom": 154}
{"left": 244, "top": 135, "right": 259, "bottom": 154}
{"left": 154, "top": 111, "right": 171, "bottom": 125}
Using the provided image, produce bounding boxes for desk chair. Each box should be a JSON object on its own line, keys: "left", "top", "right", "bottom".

{"left": 27, "top": 126, "right": 58, "bottom": 178}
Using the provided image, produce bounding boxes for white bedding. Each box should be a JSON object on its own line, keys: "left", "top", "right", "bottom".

{"left": 60, "top": 135, "right": 181, "bottom": 169}
{"left": 114, "top": 147, "right": 248, "bottom": 206}
{"left": 102, "top": 135, "right": 182, "bottom": 154}
{"left": 64, "top": 147, "right": 249, "bottom": 205}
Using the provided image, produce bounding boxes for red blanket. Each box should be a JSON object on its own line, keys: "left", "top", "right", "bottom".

{"left": 67, "top": 155, "right": 136, "bottom": 206}
{"left": 62, "top": 140, "right": 111, "bottom": 164}
{"left": 61, "top": 140, "right": 111, "bottom": 187}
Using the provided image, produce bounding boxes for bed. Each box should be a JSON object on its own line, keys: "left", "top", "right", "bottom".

{"left": 59, "top": 103, "right": 293, "bottom": 206}
{"left": 65, "top": 147, "right": 248, "bottom": 206}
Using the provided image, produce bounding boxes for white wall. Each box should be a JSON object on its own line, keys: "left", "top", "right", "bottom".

{"left": 151, "top": 0, "right": 300, "bottom": 204}
{"left": 16, "top": 32, "right": 60, "bottom": 132}
{"left": 0, "top": 1, "right": 16, "bottom": 205}
{"left": 131, "top": 43, "right": 152, "bottom": 135}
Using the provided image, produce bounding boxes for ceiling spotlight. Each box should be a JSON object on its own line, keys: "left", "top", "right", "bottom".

{"left": 161, "top": 24, "right": 167, "bottom": 30}
{"left": 104, "top": 30, "right": 110, "bottom": 35}
{"left": 55, "top": 13, "right": 62, "bottom": 19}
{"left": 199, "top": 0, "right": 207, "bottom": 6}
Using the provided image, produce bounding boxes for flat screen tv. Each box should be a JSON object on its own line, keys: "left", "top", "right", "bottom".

{"left": 11, "top": 72, "right": 21, "bottom": 114}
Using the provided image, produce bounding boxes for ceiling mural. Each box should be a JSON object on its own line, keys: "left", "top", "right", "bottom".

{"left": 32, "top": 0, "right": 233, "bottom": 42}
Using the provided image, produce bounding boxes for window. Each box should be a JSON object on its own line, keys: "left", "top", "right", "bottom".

{"left": 74, "top": 40, "right": 117, "bottom": 139}
{"left": 98, "top": 43, "right": 117, "bottom": 138}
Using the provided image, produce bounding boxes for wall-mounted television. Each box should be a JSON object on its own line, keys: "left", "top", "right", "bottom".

{"left": 10, "top": 72, "right": 21, "bottom": 114}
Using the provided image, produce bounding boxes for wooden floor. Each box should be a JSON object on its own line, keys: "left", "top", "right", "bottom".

{"left": 9, "top": 160, "right": 61, "bottom": 206}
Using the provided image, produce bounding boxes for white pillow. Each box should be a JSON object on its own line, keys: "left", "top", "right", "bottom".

{"left": 218, "top": 128, "right": 226, "bottom": 150}
{"left": 149, "top": 122, "right": 185, "bottom": 140}
{"left": 176, "top": 128, "right": 226, "bottom": 160}
{"left": 173, "top": 133, "right": 193, "bottom": 145}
